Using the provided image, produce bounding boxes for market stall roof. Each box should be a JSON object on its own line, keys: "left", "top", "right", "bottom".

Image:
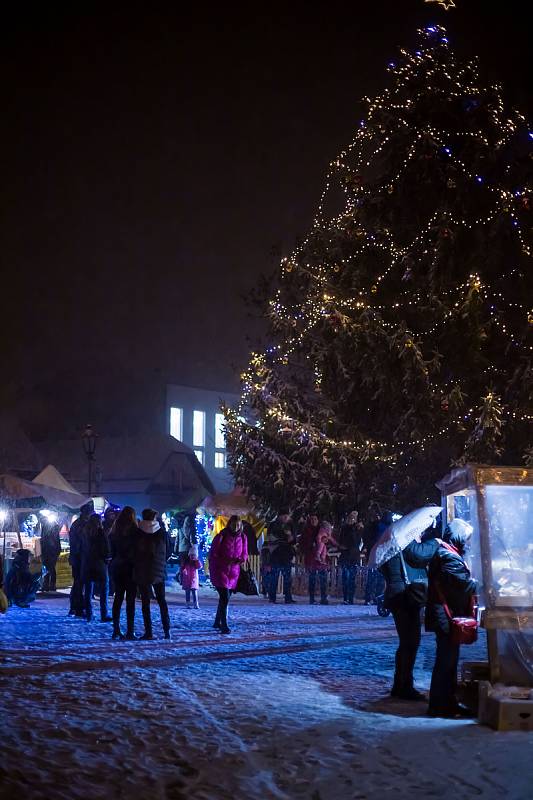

{"left": 0, "top": 470, "right": 89, "bottom": 511}
{"left": 32, "top": 464, "right": 81, "bottom": 496}
{"left": 436, "top": 464, "right": 533, "bottom": 495}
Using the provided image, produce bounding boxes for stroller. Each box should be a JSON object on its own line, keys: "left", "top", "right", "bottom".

{"left": 376, "top": 592, "right": 391, "bottom": 617}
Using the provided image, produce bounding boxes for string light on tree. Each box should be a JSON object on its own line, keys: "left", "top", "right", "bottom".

{"left": 424, "top": 0, "right": 456, "bottom": 9}
{"left": 224, "top": 25, "right": 533, "bottom": 519}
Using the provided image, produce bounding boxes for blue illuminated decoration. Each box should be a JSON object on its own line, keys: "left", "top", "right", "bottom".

{"left": 195, "top": 512, "right": 215, "bottom": 583}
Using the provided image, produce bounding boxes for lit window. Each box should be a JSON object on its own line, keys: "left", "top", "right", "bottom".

{"left": 194, "top": 449, "right": 204, "bottom": 465}
{"left": 214, "top": 451, "right": 226, "bottom": 469}
{"left": 193, "top": 410, "right": 205, "bottom": 447}
{"left": 170, "top": 407, "right": 183, "bottom": 440}
{"left": 215, "top": 413, "right": 226, "bottom": 449}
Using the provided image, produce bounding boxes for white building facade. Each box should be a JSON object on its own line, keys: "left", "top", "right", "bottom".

{"left": 166, "top": 384, "right": 240, "bottom": 493}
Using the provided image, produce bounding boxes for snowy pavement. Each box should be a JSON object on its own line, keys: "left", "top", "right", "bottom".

{"left": 1, "top": 591, "right": 532, "bottom": 800}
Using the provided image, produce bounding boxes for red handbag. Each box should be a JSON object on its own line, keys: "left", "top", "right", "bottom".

{"left": 437, "top": 585, "right": 479, "bottom": 646}
{"left": 449, "top": 616, "right": 478, "bottom": 646}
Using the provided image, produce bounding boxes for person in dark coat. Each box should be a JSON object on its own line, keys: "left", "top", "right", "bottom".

{"left": 158, "top": 514, "right": 174, "bottom": 563}
{"left": 268, "top": 523, "right": 296, "bottom": 603}
{"left": 364, "top": 510, "right": 390, "bottom": 604}
{"left": 259, "top": 541, "right": 272, "bottom": 598}
{"left": 41, "top": 519, "right": 61, "bottom": 592}
{"left": 426, "top": 520, "right": 477, "bottom": 718}
{"left": 68, "top": 500, "right": 94, "bottom": 616}
{"left": 109, "top": 506, "right": 138, "bottom": 640}
{"left": 134, "top": 508, "right": 170, "bottom": 640}
{"left": 338, "top": 511, "right": 365, "bottom": 604}
{"left": 242, "top": 520, "right": 259, "bottom": 556}
{"left": 103, "top": 505, "right": 120, "bottom": 597}
{"left": 266, "top": 510, "right": 291, "bottom": 549}
{"left": 4, "top": 549, "right": 41, "bottom": 607}
{"left": 81, "top": 513, "right": 112, "bottom": 623}
{"left": 380, "top": 533, "right": 439, "bottom": 700}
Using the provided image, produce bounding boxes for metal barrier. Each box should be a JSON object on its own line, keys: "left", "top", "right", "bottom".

{"left": 247, "top": 555, "right": 371, "bottom": 599}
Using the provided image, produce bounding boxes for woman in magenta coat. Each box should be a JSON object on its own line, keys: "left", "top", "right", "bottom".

{"left": 209, "top": 515, "right": 248, "bottom": 634}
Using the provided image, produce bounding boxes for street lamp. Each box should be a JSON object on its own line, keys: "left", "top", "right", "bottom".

{"left": 81, "top": 424, "right": 98, "bottom": 497}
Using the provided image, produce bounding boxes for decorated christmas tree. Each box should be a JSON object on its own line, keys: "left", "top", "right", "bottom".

{"left": 225, "top": 26, "right": 533, "bottom": 519}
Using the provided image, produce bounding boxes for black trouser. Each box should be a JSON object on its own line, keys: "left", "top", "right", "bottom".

{"left": 390, "top": 594, "right": 422, "bottom": 693}
{"left": 185, "top": 588, "right": 198, "bottom": 606}
{"left": 139, "top": 582, "right": 170, "bottom": 635}
{"left": 107, "top": 565, "right": 115, "bottom": 597}
{"left": 269, "top": 566, "right": 292, "bottom": 601}
{"left": 308, "top": 569, "right": 327, "bottom": 602}
{"left": 341, "top": 565, "right": 357, "bottom": 603}
{"left": 112, "top": 577, "right": 137, "bottom": 635}
{"left": 429, "top": 631, "right": 460, "bottom": 713}
{"left": 214, "top": 587, "right": 231, "bottom": 630}
{"left": 42, "top": 561, "right": 57, "bottom": 591}
{"left": 69, "top": 564, "right": 84, "bottom": 615}
{"left": 260, "top": 568, "right": 271, "bottom": 597}
{"left": 84, "top": 573, "right": 109, "bottom": 621}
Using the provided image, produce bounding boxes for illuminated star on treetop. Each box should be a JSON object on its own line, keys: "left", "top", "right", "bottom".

{"left": 424, "top": 0, "right": 456, "bottom": 10}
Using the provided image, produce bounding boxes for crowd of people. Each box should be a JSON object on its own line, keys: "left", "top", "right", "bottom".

{"left": 67, "top": 502, "right": 174, "bottom": 639}
{"left": 260, "top": 507, "right": 387, "bottom": 606}
{"left": 1, "top": 501, "right": 477, "bottom": 718}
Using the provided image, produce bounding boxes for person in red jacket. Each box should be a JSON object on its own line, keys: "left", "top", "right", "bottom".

{"left": 298, "top": 513, "right": 319, "bottom": 567}
{"left": 309, "top": 522, "right": 332, "bottom": 605}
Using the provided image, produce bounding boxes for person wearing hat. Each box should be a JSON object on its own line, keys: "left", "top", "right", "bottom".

{"left": 68, "top": 500, "right": 94, "bottom": 617}
{"left": 4, "top": 549, "right": 42, "bottom": 608}
{"left": 134, "top": 508, "right": 171, "bottom": 640}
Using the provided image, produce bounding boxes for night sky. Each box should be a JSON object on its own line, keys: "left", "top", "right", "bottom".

{"left": 2, "top": 1, "right": 531, "bottom": 439}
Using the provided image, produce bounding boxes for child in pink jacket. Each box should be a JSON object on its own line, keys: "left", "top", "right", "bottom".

{"left": 181, "top": 545, "right": 202, "bottom": 609}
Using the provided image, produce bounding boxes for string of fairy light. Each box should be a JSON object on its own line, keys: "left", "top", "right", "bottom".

{"left": 231, "top": 25, "right": 533, "bottom": 463}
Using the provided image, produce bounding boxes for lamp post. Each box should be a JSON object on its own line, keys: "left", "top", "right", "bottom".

{"left": 81, "top": 424, "right": 98, "bottom": 498}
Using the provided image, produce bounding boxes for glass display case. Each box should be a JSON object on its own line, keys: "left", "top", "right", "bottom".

{"left": 437, "top": 464, "right": 533, "bottom": 686}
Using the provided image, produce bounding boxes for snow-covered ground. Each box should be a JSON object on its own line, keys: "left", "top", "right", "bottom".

{"left": 1, "top": 590, "right": 532, "bottom": 800}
